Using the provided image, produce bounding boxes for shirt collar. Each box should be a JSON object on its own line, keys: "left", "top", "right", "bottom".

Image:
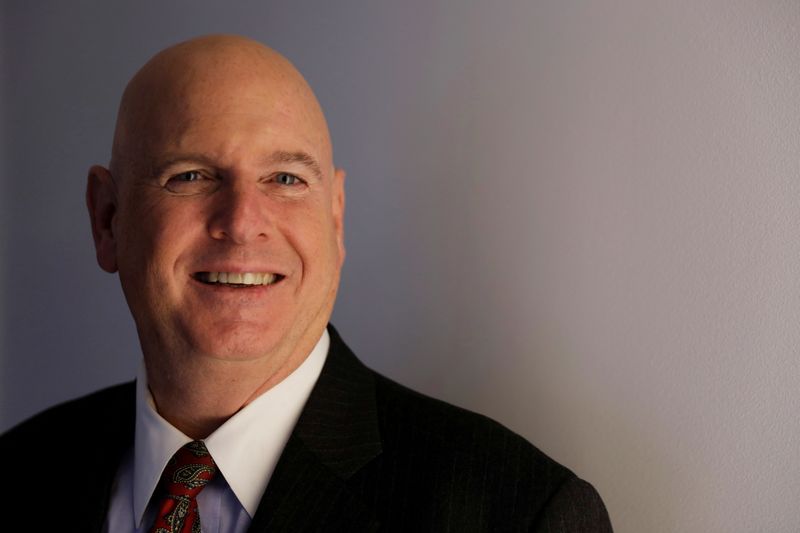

{"left": 132, "top": 329, "right": 329, "bottom": 527}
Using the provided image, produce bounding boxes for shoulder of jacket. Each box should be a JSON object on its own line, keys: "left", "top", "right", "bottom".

{"left": 0, "top": 381, "right": 135, "bottom": 452}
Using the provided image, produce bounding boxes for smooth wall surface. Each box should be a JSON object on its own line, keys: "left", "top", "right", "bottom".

{"left": 2, "top": 2, "right": 798, "bottom": 531}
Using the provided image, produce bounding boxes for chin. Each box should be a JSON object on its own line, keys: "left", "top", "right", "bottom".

{"left": 183, "top": 324, "right": 285, "bottom": 362}
{"left": 205, "top": 340, "right": 283, "bottom": 362}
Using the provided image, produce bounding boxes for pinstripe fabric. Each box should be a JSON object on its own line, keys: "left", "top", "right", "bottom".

{"left": 250, "top": 326, "right": 612, "bottom": 532}
{"left": 0, "top": 325, "right": 612, "bottom": 532}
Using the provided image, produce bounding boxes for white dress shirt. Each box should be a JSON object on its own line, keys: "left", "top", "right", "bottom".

{"left": 104, "top": 330, "right": 329, "bottom": 533}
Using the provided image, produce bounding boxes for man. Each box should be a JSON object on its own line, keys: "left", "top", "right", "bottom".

{"left": 0, "top": 35, "right": 612, "bottom": 532}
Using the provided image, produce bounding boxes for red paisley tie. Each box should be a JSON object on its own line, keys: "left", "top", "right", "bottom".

{"left": 150, "top": 440, "right": 217, "bottom": 533}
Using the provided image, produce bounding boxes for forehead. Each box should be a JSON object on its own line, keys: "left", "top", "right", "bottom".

{"left": 115, "top": 48, "right": 332, "bottom": 172}
{"left": 170, "top": 87, "right": 323, "bottom": 155}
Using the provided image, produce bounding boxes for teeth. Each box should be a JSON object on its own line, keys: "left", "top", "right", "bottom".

{"left": 198, "top": 272, "right": 279, "bottom": 286}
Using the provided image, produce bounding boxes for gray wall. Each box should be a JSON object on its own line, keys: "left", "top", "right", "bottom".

{"left": 2, "top": 2, "right": 798, "bottom": 532}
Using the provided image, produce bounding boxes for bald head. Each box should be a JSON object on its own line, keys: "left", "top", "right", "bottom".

{"left": 111, "top": 35, "right": 332, "bottom": 179}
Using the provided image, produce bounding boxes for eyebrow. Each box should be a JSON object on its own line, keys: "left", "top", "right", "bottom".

{"left": 264, "top": 150, "right": 324, "bottom": 180}
{"left": 150, "top": 150, "right": 325, "bottom": 180}
{"left": 150, "top": 154, "right": 214, "bottom": 178}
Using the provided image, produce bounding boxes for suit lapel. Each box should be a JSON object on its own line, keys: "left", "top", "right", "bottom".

{"left": 248, "top": 325, "right": 383, "bottom": 532}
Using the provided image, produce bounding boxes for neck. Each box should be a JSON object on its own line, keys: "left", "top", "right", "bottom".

{"left": 144, "top": 335, "right": 321, "bottom": 439}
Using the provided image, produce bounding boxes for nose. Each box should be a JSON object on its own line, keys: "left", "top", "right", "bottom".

{"left": 207, "top": 182, "right": 271, "bottom": 244}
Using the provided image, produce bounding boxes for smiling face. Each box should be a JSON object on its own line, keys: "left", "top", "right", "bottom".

{"left": 87, "top": 37, "right": 345, "bottom": 375}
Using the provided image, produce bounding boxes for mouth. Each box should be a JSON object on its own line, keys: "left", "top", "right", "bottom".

{"left": 193, "top": 272, "right": 285, "bottom": 288}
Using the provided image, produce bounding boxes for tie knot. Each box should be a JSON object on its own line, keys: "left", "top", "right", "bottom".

{"left": 160, "top": 440, "right": 217, "bottom": 498}
{"left": 150, "top": 441, "right": 217, "bottom": 533}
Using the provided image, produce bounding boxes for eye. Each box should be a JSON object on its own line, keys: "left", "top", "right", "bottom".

{"left": 164, "top": 170, "right": 218, "bottom": 195}
{"left": 175, "top": 170, "right": 201, "bottom": 182}
{"left": 275, "top": 172, "right": 301, "bottom": 186}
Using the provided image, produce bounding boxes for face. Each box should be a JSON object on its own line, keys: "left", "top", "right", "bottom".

{"left": 88, "top": 67, "right": 345, "bottom": 369}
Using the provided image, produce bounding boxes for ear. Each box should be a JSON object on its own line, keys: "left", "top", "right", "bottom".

{"left": 86, "top": 165, "right": 119, "bottom": 273}
{"left": 332, "top": 167, "right": 346, "bottom": 265}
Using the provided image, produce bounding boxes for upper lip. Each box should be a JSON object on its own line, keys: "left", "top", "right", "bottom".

{"left": 192, "top": 264, "right": 287, "bottom": 276}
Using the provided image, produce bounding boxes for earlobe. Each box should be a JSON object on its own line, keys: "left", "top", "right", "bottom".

{"left": 86, "top": 165, "right": 119, "bottom": 273}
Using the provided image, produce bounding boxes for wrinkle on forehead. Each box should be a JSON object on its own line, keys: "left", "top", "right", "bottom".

{"left": 110, "top": 34, "right": 333, "bottom": 179}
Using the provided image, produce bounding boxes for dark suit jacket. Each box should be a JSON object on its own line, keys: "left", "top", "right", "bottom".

{"left": 0, "top": 326, "right": 612, "bottom": 532}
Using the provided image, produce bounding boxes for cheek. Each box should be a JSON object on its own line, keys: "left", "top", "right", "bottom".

{"left": 280, "top": 210, "right": 341, "bottom": 272}
{"left": 285, "top": 221, "right": 342, "bottom": 324}
{"left": 117, "top": 202, "right": 199, "bottom": 279}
